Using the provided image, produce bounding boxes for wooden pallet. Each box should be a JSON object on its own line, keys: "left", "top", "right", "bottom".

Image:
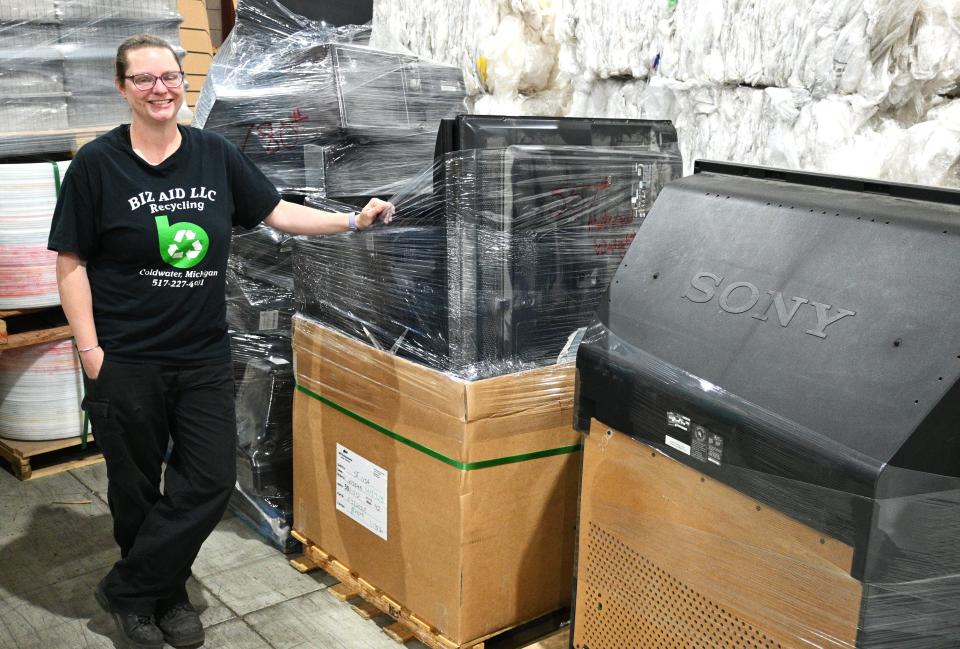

{"left": 0, "top": 126, "right": 110, "bottom": 159}
{"left": 520, "top": 628, "right": 568, "bottom": 649}
{"left": 0, "top": 307, "right": 71, "bottom": 350}
{"left": 289, "top": 530, "right": 568, "bottom": 649}
{"left": 0, "top": 306, "right": 96, "bottom": 481}
{"left": 0, "top": 121, "right": 193, "bottom": 161}
{"left": 0, "top": 435, "right": 100, "bottom": 481}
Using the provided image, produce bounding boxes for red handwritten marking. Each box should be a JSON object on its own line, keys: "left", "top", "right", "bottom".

{"left": 593, "top": 233, "right": 636, "bottom": 255}
{"left": 241, "top": 108, "right": 310, "bottom": 155}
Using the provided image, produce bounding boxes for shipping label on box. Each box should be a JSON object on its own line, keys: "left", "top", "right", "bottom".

{"left": 259, "top": 309, "right": 279, "bottom": 331}
{"left": 335, "top": 443, "right": 388, "bottom": 540}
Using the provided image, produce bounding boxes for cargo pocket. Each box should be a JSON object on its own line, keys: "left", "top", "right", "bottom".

{"left": 82, "top": 398, "right": 109, "bottom": 420}
{"left": 81, "top": 398, "right": 113, "bottom": 442}
{"left": 80, "top": 357, "right": 110, "bottom": 404}
{"left": 81, "top": 396, "right": 127, "bottom": 470}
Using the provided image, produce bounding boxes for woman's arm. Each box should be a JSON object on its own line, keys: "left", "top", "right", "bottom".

{"left": 262, "top": 197, "right": 395, "bottom": 235}
{"left": 56, "top": 252, "right": 104, "bottom": 379}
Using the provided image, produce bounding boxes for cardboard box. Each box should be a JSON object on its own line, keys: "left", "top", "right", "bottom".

{"left": 292, "top": 316, "right": 580, "bottom": 645}
{"left": 177, "top": 0, "right": 210, "bottom": 32}
{"left": 185, "top": 73, "right": 206, "bottom": 93}
{"left": 182, "top": 51, "right": 212, "bottom": 76}
{"left": 206, "top": 6, "right": 221, "bottom": 33}
{"left": 179, "top": 27, "right": 214, "bottom": 54}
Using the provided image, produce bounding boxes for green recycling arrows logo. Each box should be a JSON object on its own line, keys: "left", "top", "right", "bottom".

{"left": 155, "top": 215, "right": 209, "bottom": 269}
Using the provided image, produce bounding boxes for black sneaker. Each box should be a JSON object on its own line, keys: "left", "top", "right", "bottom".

{"left": 156, "top": 601, "right": 205, "bottom": 648}
{"left": 94, "top": 580, "right": 164, "bottom": 649}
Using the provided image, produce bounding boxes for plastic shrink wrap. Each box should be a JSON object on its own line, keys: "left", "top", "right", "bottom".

{"left": 293, "top": 116, "right": 682, "bottom": 380}
{"left": 227, "top": 224, "right": 297, "bottom": 551}
{"left": 230, "top": 350, "right": 297, "bottom": 552}
{"left": 193, "top": 0, "right": 466, "bottom": 198}
{"left": 0, "top": 0, "right": 183, "bottom": 155}
{"left": 287, "top": 115, "right": 679, "bottom": 642}
{"left": 291, "top": 309, "right": 582, "bottom": 644}
{"left": 572, "top": 162, "right": 960, "bottom": 648}
{"left": 227, "top": 224, "right": 294, "bottom": 339}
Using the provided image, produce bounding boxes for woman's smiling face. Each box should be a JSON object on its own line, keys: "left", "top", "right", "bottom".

{"left": 117, "top": 47, "right": 184, "bottom": 125}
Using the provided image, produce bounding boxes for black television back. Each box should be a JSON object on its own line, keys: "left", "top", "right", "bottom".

{"left": 437, "top": 115, "right": 681, "bottom": 374}
{"left": 434, "top": 114, "right": 679, "bottom": 157}
{"left": 295, "top": 116, "right": 682, "bottom": 378}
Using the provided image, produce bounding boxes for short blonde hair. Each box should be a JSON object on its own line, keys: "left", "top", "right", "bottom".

{"left": 115, "top": 34, "right": 181, "bottom": 84}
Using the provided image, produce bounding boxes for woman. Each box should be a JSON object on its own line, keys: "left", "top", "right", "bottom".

{"left": 47, "top": 34, "right": 393, "bottom": 649}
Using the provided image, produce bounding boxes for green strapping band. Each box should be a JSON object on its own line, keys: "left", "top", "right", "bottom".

{"left": 296, "top": 384, "right": 581, "bottom": 471}
{"left": 51, "top": 161, "right": 61, "bottom": 196}
{"left": 72, "top": 337, "right": 89, "bottom": 449}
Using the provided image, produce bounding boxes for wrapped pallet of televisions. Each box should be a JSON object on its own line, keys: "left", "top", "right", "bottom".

{"left": 225, "top": 225, "right": 298, "bottom": 551}
{"left": 0, "top": 0, "right": 183, "bottom": 156}
{"left": 193, "top": 0, "right": 467, "bottom": 200}
{"left": 195, "top": 0, "right": 469, "bottom": 550}
{"left": 290, "top": 115, "right": 682, "bottom": 646}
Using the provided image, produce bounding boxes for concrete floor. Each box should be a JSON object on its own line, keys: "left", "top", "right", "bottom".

{"left": 0, "top": 462, "right": 431, "bottom": 649}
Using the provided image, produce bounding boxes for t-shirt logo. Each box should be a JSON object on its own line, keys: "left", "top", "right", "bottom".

{"left": 155, "top": 215, "right": 209, "bottom": 269}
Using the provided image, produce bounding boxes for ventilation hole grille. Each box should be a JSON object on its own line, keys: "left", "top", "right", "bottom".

{"left": 577, "top": 522, "right": 783, "bottom": 649}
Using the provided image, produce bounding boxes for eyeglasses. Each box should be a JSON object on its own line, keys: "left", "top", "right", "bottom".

{"left": 124, "top": 71, "right": 184, "bottom": 91}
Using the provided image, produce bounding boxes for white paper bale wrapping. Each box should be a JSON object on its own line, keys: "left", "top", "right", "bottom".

{"left": 0, "top": 161, "right": 70, "bottom": 309}
{"left": 0, "top": 339, "right": 85, "bottom": 442}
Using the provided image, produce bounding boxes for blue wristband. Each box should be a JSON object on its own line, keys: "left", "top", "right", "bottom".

{"left": 347, "top": 212, "right": 358, "bottom": 231}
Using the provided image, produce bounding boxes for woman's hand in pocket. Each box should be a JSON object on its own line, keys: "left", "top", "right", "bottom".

{"left": 80, "top": 346, "right": 105, "bottom": 380}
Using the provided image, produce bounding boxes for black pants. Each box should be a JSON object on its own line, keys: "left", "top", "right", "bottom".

{"left": 82, "top": 358, "right": 236, "bottom": 616}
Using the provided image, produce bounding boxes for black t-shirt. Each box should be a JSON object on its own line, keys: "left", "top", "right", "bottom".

{"left": 48, "top": 124, "right": 281, "bottom": 364}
